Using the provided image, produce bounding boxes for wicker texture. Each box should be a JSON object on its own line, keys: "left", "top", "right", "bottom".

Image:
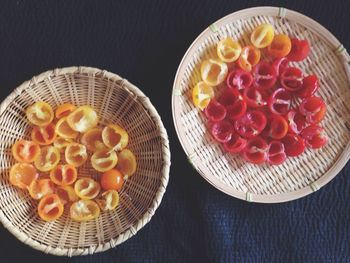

{"left": 172, "top": 7, "right": 350, "bottom": 203}
{"left": 0, "top": 67, "right": 170, "bottom": 256}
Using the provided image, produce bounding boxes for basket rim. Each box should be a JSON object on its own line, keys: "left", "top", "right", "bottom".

{"left": 172, "top": 6, "right": 350, "bottom": 203}
{"left": 0, "top": 66, "right": 171, "bottom": 256}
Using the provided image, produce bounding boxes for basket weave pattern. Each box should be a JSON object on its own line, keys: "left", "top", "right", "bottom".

{"left": 0, "top": 67, "right": 170, "bottom": 256}
{"left": 172, "top": 7, "right": 350, "bottom": 202}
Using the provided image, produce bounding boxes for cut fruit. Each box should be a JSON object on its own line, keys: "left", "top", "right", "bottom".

{"left": 210, "top": 120, "right": 233, "bottom": 143}
{"left": 102, "top": 124, "right": 129, "bottom": 151}
{"left": 53, "top": 137, "right": 74, "bottom": 152}
{"left": 217, "top": 88, "right": 240, "bottom": 107}
{"left": 242, "top": 137, "right": 268, "bottom": 164}
{"left": 200, "top": 59, "right": 228, "bottom": 86}
{"left": 50, "top": 164, "right": 78, "bottom": 186}
{"left": 237, "top": 45, "right": 261, "bottom": 72}
{"left": 34, "top": 146, "right": 60, "bottom": 172}
{"left": 226, "top": 99, "right": 247, "bottom": 121}
{"left": 26, "top": 102, "right": 54, "bottom": 127}
{"left": 272, "top": 57, "right": 289, "bottom": 76}
{"left": 267, "top": 34, "right": 292, "bottom": 58}
{"left": 116, "top": 149, "right": 137, "bottom": 177}
{"left": 12, "top": 140, "right": 40, "bottom": 163}
{"left": 243, "top": 86, "right": 268, "bottom": 108}
{"left": 234, "top": 110, "right": 267, "bottom": 139}
{"left": 74, "top": 178, "right": 101, "bottom": 200}
{"left": 28, "top": 178, "right": 55, "bottom": 200}
{"left": 96, "top": 190, "right": 120, "bottom": 211}
{"left": 218, "top": 88, "right": 247, "bottom": 120}
{"left": 301, "top": 124, "right": 328, "bottom": 149}
{"left": 223, "top": 134, "right": 247, "bottom": 153}
{"left": 282, "top": 134, "right": 305, "bottom": 157}
{"left": 252, "top": 61, "right": 277, "bottom": 90}
{"left": 55, "top": 117, "right": 79, "bottom": 139}
{"left": 269, "top": 115, "right": 288, "bottom": 139}
{"left": 9, "top": 163, "right": 38, "bottom": 189}
{"left": 38, "top": 194, "right": 64, "bottom": 222}
{"left": 31, "top": 123, "right": 57, "bottom": 145}
{"left": 55, "top": 103, "right": 76, "bottom": 119}
{"left": 70, "top": 200, "right": 100, "bottom": 222}
{"left": 66, "top": 105, "right": 98, "bottom": 133}
{"left": 81, "top": 127, "right": 106, "bottom": 152}
{"left": 267, "top": 141, "right": 287, "bottom": 165}
{"left": 287, "top": 38, "right": 310, "bottom": 62}
{"left": 287, "top": 109, "right": 307, "bottom": 134}
{"left": 250, "top": 24, "right": 274, "bottom": 48}
{"left": 296, "top": 75, "right": 319, "bottom": 99}
{"left": 299, "top": 96, "right": 326, "bottom": 124}
{"left": 217, "top": 37, "right": 242, "bottom": 63}
{"left": 226, "top": 69, "right": 253, "bottom": 90}
{"left": 65, "top": 143, "right": 88, "bottom": 167}
{"left": 192, "top": 81, "right": 215, "bottom": 110}
{"left": 280, "top": 67, "right": 303, "bottom": 92}
{"left": 268, "top": 88, "right": 292, "bottom": 115}
{"left": 91, "top": 149, "right": 118, "bottom": 172}
{"left": 204, "top": 99, "right": 226, "bottom": 122}
{"left": 56, "top": 185, "right": 79, "bottom": 205}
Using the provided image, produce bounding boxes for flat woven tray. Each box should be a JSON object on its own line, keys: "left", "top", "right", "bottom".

{"left": 0, "top": 67, "right": 170, "bottom": 256}
{"left": 172, "top": 7, "right": 350, "bottom": 203}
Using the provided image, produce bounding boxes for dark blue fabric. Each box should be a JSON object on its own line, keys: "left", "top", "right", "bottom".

{"left": 0, "top": 1, "right": 349, "bottom": 262}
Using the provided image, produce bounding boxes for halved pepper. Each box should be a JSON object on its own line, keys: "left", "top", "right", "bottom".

{"left": 37, "top": 193, "right": 64, "bottom": 221}
{"left": 50, "top": 164, "right": 77, "bottom": 186}
{"left": 96, "top": 190, "right": 119, "bottom": 211}
{"left": 70, "top": 200, "right": 100, "bottom": 222}
{"left": 12, "top": 140, "right": 40, "bottom": 163}
{"left": 26, "top": 102, "right": 54, "bottom": 127}
{"left": 74, "top": 178, "right": 101, "bottom": 200}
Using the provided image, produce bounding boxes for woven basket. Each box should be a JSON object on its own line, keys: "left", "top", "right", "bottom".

{"left": 0, "top": 66, "right": 170, "bottom": 256}
{"left": 172, "top": 7, "right": 350, "bottom": 203}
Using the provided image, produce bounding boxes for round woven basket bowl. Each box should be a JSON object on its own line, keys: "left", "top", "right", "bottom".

{"left": 0, "top": 66, "right": 170, "bottom": 256}
{"left": 172, "top": 6, "right": 350, "bottom": 203}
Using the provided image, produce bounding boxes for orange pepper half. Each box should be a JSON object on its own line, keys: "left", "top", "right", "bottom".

{"left": 12, "top": 140, "right": 40, "bottom": 163}
{"left": 81, "top": 128, "right": 105, "bottom": 152}
{"left": 56, "top": 185, "right": 79, "bottom": 205}
{"left": 74, "top": 178, "right": 101, "bottom": 200}
{"left": 65, "top": 143, "right": 88, "bottom": 167}
{"left": 116, "top": 149, "right": 137, "bottom": 178}
{"left": 50, "top": 164, "right": 77, "bottom": 186}
{"left": 26, "top": 102, "right": 54, "bottom": 127}
{"left": 55, "top": 103, "right": 76, "bottom": 119}
{"left": 91, "top": 149, "right": 118, "bottom": 172}
{"left": 29, "top": 178, "right": 55, "bottom": 200}
{"left": 37, "top": 193, "right": 64, "bottom": 221}
{"left": 267, "top": 34, "right": 292, "bottom": 58}
{"left": 9, "top": 163, "right": 38, "bottom": 189}
{"left": 237, "top": 46, "right": 261, "bottom": 72}
{"left": 96, "top": 190, "right": 119, "bottom": 211}
{"left": 66, "top": 105, "right": 98, "bottom": 133}
{"left": 55, "top": 117, "right": 78, "bottom": 139}
{"left": 53, "top": 137, "right": 73, "bottom": 152}
{"left": 34, "top": 146, "right": 60, "bottom": 172}
{"left": 31, "top": 123, "right": 57, "bottom": 145}
{"left": 70, "top": 200, "right": 100, "bottom": 222}
{"left": 102, "top": 124, "right": 129, "bottom": 151}
{"left": 250, "top": 24, "right": 274, "bottom": 48}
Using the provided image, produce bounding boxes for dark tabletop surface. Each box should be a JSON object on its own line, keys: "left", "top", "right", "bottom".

{"left": 1, "top": 1, "right": 350, "bottom": 262}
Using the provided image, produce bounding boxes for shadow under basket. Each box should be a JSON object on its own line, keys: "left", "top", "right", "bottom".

{"left": 0, "top": 66, "right": 170, "bottom": 256}
{"left": 172, "top": 6, "right": 350, "bottom": 203}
